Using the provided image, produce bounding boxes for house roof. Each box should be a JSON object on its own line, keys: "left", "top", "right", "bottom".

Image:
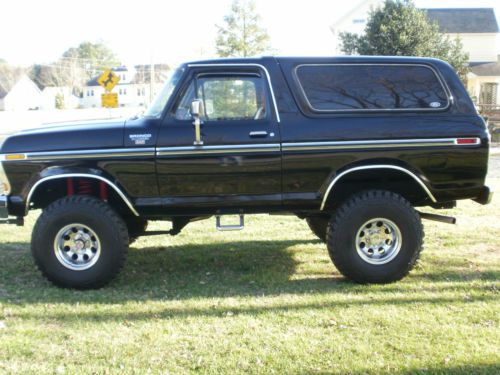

{"left": 470, "top": 59, "right": 500, "bottom": 76}
{"left": 0, "top": 66, "right": 26, "bottom": 99}
{"left": 424, "top": 8, "right": 499, "bottom": 33}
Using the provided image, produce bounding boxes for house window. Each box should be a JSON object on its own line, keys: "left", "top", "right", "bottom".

{"left": 142, "top": 88, "right": 145, "bottom": 96}
{"left": 91, "top": 90, "right": 94, "bottom": 96}
{"left": 119, "top": 88, "right": 122, "bottom": 95}
{"left": 123, "top": 88, "right": 127, "bottom": 95}
{"left": 352, "top": 18, "right": 365, "bottom": 24}
{"left": 480, "top": 83, "right": 498, "bottom": 105}
{"left": 137, "top": 88, "right": 141, "bottom": 96}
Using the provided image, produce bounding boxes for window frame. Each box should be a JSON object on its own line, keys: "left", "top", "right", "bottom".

{"left": 169, "top": 70, "right": 272, "bottom": 123}
{"left": 293, "top": 63, "right": 452, "bottom": 114}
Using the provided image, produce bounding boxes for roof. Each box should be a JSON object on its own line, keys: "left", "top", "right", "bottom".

{"left": 424, "top": 8, "right": 499, "bottom": 33}
{"left": 0, "top": 66, "right": 26, "bottom": 99}
{"left": 186, "top": 55, "right": 451, "bottom": 66}
{"left": 470, "top": 59, "right": 500, "bottom": 76}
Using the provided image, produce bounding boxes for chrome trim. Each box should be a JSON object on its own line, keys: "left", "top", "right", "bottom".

{"left": 26, "top": 174, "right": 139, "bottom": 216}
{"left": 157, "top": 143, "right": 281, "bottom": 157}
{"left": 294, "top": 63, "right": 452, "bottom": 113}
{"left": 283, "top": 138, "right": 476, "bottom": 152}
{"left": 320, "top": 165, "right": 437, "bottom": 210}
{"left": 0, "top": 159, "right": 11, "bottom": 195}
{"left": 21, "top": 148, "right": 155, "bottom": 161}
{"left": 187, "top": 63, "right": 281, "bottom": 123}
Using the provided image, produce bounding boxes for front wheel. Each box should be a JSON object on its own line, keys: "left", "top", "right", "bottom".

{"left": 31, "top": 196, "right": 129, "bottom": 289}
{"left": 326, "top": 190, "right": 423, "bottom": 283}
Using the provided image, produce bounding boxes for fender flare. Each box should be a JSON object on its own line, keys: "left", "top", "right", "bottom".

{"left": 320, "top": 164, "right": 437, "bottom": 210}
{"left": 26, "top": 173, "right": 139, "bottom": 216}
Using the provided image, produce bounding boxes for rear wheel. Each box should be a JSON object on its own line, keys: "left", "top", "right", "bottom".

{"left": 306, "top": 216, "right": 329, "bottom": 242}
{"left": 31, "top": 196, "right": 129, "bottom": 289}
{"left": 326, "top": 190, "right": 423, "bottom": 283}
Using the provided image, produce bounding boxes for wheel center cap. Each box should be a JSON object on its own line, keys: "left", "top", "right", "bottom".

{"left": 74, "top": 240, "right": 85, "bottom": 252}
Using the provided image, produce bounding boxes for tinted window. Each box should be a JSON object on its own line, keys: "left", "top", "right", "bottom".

{"left": 296, "top": 64, "right": 448, "bottom": 111}
{"left": 173, "top": 75, "right": 267, "bottom": 121}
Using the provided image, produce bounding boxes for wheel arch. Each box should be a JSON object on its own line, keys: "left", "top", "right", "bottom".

{"left": 27, "top": 172, "right": 139, "bottom": 216}
{"left": 320, "top": 164, "right": 437, "bottom": 210}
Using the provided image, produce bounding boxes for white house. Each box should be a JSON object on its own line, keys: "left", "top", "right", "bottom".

{"left": 0, "top": 74, "right": 41, "bottom": 111}
{"left": 330, "top": 4, "right": 500, "bottom": 107}
{"left": 40, "top": 86, "right": 80, "bottom": 110}
{"left": 80, "top": 65, "right": 170, "bottom": 109}
{"left": 330, "top": 0, "right": 382, "bottom": 54}
{"left": 424, "top": 8, "right": 500, "bottom": 107}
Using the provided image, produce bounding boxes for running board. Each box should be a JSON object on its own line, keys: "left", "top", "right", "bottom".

{"left": 418, "top": 211, "right": 456, "bottom": 225}
{"left": 216, "top": 215, "right": 244, "bottom": 231}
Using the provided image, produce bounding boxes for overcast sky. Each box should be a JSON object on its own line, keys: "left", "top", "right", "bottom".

{"left": 1, "top": 0, "right": 499, "bottom": 67}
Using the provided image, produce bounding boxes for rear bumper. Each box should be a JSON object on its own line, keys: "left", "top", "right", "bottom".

{"left": 474, "top": 186, "right": 494, "bottom": 205}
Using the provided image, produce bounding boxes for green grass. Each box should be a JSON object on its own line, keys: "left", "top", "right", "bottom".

{"left": 1, "top": 181, "right": 499, "bottom": 374}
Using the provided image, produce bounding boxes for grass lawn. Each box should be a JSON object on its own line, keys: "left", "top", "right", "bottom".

{"left": 0, "top": 180, "right": 499, "bottom": 374}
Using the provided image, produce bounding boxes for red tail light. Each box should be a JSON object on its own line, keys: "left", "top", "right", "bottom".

{"left": 456, "top": 138, "right": 480, "bottom": 145}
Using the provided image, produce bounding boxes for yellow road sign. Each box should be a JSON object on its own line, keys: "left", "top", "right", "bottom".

{"left": 101, "top": 93, "right": 118, "bottom": 108}
{"left": 97, "top": 69, "right": 120, "bottom": 91}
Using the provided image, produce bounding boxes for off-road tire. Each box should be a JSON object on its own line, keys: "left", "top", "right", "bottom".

{"left": 31, "top": 195, "right": 129, "bottom": 289}
{"left": 326, "top": 190, "right": 423, "bottom": 283}
{"left": 306, "top": 216, "right": 329, "bottom": 242}
{"left": 125, "top": 217, "right": 148, "bottom": 245}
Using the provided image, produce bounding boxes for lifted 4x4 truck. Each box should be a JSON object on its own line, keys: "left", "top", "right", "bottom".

{"left": 0, "top": 56, "right": 493, "bottom": 289}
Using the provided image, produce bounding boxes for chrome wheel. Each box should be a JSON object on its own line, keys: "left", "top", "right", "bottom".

{"left": 53, "top": 223, "right": 101, "bottom": 271}
{"left": 355, "top": 218, "right": 402, "bottom": 265}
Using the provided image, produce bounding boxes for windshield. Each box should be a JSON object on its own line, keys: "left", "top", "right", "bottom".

{"left": 144, "top": 67, "right": 185, "bottom": 118}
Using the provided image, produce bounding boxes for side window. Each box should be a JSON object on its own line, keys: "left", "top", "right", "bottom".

{"left": 173, "top": 74, "right": 267, "bottom": 121}
{"left": 296, "top": 64, "right": 449, "bottom": 111}
{"left": 174, "top": 81, "right": 196, "bottom": 120}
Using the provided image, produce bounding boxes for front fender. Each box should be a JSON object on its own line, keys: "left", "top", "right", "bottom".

{"left": 8, "top": 165, "right": 138, "bottom": 217}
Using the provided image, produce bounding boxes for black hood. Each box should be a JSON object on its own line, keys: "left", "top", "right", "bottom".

{"left": 0, "top": 119, "right": 126, "bottom": 154}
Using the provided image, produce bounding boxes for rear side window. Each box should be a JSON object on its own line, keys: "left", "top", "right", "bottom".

{"left": 295, "top": 64, "right": 449, "bottom": 112}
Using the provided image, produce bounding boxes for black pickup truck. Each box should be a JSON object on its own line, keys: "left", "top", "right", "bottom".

{"left": 0, "top": 56, "right": 493, "bottom": 288}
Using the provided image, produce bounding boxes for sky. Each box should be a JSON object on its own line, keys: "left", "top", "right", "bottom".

{"left": 1, "top": 0, "right": 499, "bottom": 67}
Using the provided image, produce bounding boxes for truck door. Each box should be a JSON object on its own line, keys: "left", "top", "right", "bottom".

{"left": 156, "top": 64, "right": 282, "bottom": 213}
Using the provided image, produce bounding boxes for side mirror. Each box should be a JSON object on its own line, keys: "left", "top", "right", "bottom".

{"left": 190, "top": 99, "right": 203, "bottom": 118}
{"left": 191, "top": 99, "right": 203, "bottom": 146}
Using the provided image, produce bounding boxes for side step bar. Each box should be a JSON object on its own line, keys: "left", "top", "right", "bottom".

{"left": 216, "top": 215, "right": 244, "bottom": 231}
{"left": 418, "top": 211, "right": 456, "bottom": 225}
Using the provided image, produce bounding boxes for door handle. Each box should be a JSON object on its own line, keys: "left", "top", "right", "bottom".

{"left": 249, "top": 131, "right": 268, "bottom": 138}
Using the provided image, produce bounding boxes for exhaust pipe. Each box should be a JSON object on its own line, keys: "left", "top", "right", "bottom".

{"left": 418, "top": 211, "right": 456, "bottom": 225}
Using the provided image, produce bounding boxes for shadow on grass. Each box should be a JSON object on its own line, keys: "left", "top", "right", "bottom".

{"left": 314, "top": 363, "right": 500, "bottom": 375}
{"left": 1, "top": 238, "right": 498, "bottom": 312}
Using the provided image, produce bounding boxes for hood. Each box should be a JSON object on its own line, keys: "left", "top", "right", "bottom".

{"left": 0, "top": 119, "right": 126, "bottom": 154}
